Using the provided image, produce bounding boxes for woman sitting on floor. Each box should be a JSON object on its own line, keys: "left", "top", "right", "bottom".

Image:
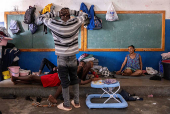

{"left": 116, "top": 45, "right": 143, "bottom": 76}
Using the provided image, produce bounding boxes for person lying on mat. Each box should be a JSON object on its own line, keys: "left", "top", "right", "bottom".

{"left": 32, "top": 58, "right": 58, "bottom": 76}
{"left": 11, "top": 60, "right": 100, "bottom": 104}
{"left": 116, "top": 45, "right": 143, "bottom": 76}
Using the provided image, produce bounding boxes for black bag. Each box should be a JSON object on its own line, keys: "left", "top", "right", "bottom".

{"left": 24, "top": 6, "right": 36, "bottom": 24}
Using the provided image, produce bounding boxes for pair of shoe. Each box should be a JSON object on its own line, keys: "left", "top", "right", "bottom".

{"left": 57, "top": 100, "right": 80, "bottom": 111}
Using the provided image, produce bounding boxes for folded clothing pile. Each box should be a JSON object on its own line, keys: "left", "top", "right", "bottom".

{"left": 78, "top": 53, "right": 114, "bottom": 78}
{"left": 78, "top": 53, "right": 95, "bottom": 62}
{"left": 0, "top": 27, "right": 10, "bottom": 37}
{"left": 93, "top": 58, "right": 99, "bottom": 65}
{"left": 161, "top": 52, "right": 170, "bottom": 60}
{"left": 78, "top": 53, "right": 99, "bottom": 66}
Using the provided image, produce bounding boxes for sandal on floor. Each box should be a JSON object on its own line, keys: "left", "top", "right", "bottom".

{"left": 57, "top": 103, "right": 72, "bottom": 111}
{"left": 32, "top": 102, "right": 57, "bottom": 107}
{"left": 71, "top": 100, "right": 80, "bottom": 108}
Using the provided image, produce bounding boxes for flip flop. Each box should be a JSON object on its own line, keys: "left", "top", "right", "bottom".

{"left": 71, "top": 100, "right": 80, "bottom": 108}
{"left": 57, "top": 103, "right": 72, "bottom": 111}
{"left": 2, "top": 94, "right": 16, "bottom": 99}
{"left": 32, "top": 102, "right": 41, "bottom": 107}
{"left": 32, "top": 102, "right": 57, "bottom": 107}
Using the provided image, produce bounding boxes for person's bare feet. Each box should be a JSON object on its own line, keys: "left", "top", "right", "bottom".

{"left": 122, "top": 73, "right": 129, "bottom": 76}
{"left": 116, "top": 71, "right": 122, "bottom": 75}
{"left": 11, "top": 76, "right": 18, "bottom": 85}
{"left": 48, "top": 95, "right": 57, "bottom": 104}
{"left": 71, "top": 100, "right": 80, "bottom": 108}
{"left": 57, "top": 103, "right": 72, "bottom": 111}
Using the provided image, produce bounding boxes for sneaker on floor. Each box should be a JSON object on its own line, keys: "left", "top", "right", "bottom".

{"left": 57, "top": 103, "right": 72, "bottom": 111}
{"left": 71, "top": 100, "right": 80, "bottom": 108}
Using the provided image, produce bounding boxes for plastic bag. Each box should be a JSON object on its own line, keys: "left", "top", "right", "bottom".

{"left": 146, "top": 67, "right": 158, "bottom": 75}
{"left": 106, "top": 3, "right": 119, "bottom": 21}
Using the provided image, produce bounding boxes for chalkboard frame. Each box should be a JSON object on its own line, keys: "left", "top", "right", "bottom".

{"left": 84, "top": 11, "right": 165, "bottom": 51}
{"left": 4, "top": 11, "right": 84, "bottom": 52}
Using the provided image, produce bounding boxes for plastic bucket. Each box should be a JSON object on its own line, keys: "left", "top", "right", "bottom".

{"left": 0, "top": 39, "right": 8, "bottom": 46}
{"left": 8, "top": 66, "right": 20, "bottom": 77}
{"left": 0, "top": 37, "right": 12, "bottom": 46}
{"left": 161, "top": 60, "right": 170, "bottom": 80}
{"left": 19, "top": 70, "right": 30, "bottom": 76}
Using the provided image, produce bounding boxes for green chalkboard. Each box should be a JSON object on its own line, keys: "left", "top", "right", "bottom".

{"left": 85, "top": 11, "right": 165, "bottom": 51}
{"left": 6, "top": 13, "right": 82, "bottom": 50}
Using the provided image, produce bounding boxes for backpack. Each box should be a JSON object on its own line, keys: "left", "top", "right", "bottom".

{"left": 23, "top": 6, "right": 36, "bottom": 24}
{"left": 9, "top": 20, "right": 20, "bottom": 34}
{"left": 93, "top": 15, "right": 102, "bottom": 30}
{"left": 80, "top": 3, "right": 102, "bottom": 30}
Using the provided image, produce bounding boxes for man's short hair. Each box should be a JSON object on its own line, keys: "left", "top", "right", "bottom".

{"left": 60, "top": 7, "right": 70, "bottom": 18}
{"left": 61, "top": 7, "right": 69, "bottom": 10}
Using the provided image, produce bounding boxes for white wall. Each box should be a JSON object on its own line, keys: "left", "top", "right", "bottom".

{"left": 0, "top": 0, "right": 170, "bottom": 22}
